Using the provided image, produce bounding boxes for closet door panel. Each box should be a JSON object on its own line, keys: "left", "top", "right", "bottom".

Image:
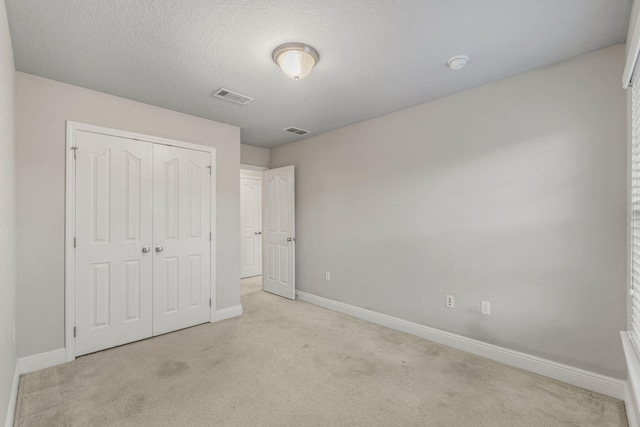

{"left": 75, "top": 131, "right": 153, "bottom": 356}
{"left": 153, "top": 144, "right": 211, "bottom": 335}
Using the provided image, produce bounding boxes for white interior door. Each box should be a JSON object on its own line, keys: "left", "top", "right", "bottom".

{"left": 152, "top": 144, "right": 211, "bottom": 335}
{"left": 241, "top": 173, "right": 262, "bottom": 278}
{"left": 75, "top": 131, "right": 153, "bottom": 356}
{"left": 263, "top": 165, "right": 295, "bottom": 299}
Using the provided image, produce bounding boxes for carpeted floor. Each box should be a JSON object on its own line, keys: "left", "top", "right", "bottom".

{"left": 14, "top": 276, "right": 628, "bottom": 426}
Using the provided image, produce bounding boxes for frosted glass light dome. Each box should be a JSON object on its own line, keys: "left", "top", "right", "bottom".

{"left": 272, "top": 43, "right": 320, "bottom": 80}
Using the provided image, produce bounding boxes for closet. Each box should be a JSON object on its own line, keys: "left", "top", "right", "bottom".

{"left": 68, "top": 124, "right": 214, "bottom": 357}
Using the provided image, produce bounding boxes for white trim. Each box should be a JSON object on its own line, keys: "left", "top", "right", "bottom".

{"left": 65, "top": 121, "right": 217, "bottom": 362}
{"left": 6, "top": 347, "right": 67, "bottom": 426}
{"left": 65, "top": 122, "right": 77, "bottom": 361}
{"left": 18, "top": 348, "right": 66, "bottom": 375}
{"left": 297, "top": 291, "right": 626, "bottom": 400}
{"left": 4, "top": 362, "right": 19, "bottom": 427}
{"left": 240, "top": 164, "right": 268, "bottom": 172}
{"left": 240, "top": 169, "right": 263, "bottom": 180}
{"left": 67, "top": 122, "right": 216, "bottom": 153}
{"left": 624, "top": 0, "right": 640, "bottom": 88}
{"left": 213, "top": 305, "right": 243, "bottom": 322}
{"left": 622, "top": 331, "right": 640, "bottom": 426}
{"left": 627, "top": 382, "right": 639, "bottom": 427}
{"left": 209, "top": 149, "right": 218, "bottom": 327}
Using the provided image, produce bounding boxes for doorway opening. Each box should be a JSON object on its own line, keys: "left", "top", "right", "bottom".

{"left": 239, "top": 164, "right": 296, "bottom": 300}
{"left": 241, "top": 275, "right": 262, "bottom": 297}
{"left": 240, "top": 167, "right": 265, "bottom": 278}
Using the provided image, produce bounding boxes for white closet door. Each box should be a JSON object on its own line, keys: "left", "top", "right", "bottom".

{"left": 263, "top": 166, "right": 295, "bottom": 300}
{"left": 75, "top": 131, "right": 153, "bottom": 356}
{"left": 241, "top": 176, "right": 262, "bottom": 278}
{"left": 153, "top": 144, "right": 211, "bottom": 335}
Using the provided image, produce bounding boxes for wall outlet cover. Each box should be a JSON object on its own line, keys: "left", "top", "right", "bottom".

{"left": 481, "top": 301, "right": 491, "bottom": 315}
{"left": 446, "top": 295, "right": 455, "bottom": 308}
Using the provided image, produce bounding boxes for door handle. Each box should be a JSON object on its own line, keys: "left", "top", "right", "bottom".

{"left": 255, "top": 231, "right": 262, "bottom": 235}
{"left": 155, "top": 246, "right": 164, "bottom": 253}
{"left": 142, "top": 246, "right": 151, "bottom": 254}
{"left": 287, "top": 237, "right": 296, "bottom": 242}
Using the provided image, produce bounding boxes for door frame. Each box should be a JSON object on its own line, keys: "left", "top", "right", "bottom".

{"left": 65, "top": 121, "right": 217, "bottom": 362}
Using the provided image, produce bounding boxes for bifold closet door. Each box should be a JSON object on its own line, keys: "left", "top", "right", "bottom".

{"left": 75, "top": 131, "right": 212, "bottom": 355}
{"left": 152, "top": 144, "right": 211, "bottom": 335}
{"left": 75, "top": 131, "right": 154, "bottom": 357}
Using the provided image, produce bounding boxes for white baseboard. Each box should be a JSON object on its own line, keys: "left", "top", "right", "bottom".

{"left": 626, "top": 382, "right": 639, "bottom": 427}
{"left": 4, "top": 362, "right": 19, "bottom": 427}
{"left": 622, "top": 332, "right": 640, "bottom": 427}
{"left": 18, "top": 348, "right": 66, "bottom": 375}
{"left": 297, "top": 290, "right": 625, "bottom": 400}
{"left": 213, "top": 304, "right": 243, "bottom": 322}
{"left": 16, "top": 308, "right": 245, "bottom": 379}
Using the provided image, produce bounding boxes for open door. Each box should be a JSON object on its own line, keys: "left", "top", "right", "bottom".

{"left": 262, "top": 165, "right": 295, "bottom": 299}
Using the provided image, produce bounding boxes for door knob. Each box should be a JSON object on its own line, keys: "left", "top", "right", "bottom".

{"left": 255, "top": 231, "right": 262, "bottom": 235}
{"left": 142, "top": 246, "right": 151, "bottom": 254}
{"left": 287, "top": 237, "right": 295, "bottom": 242}
{"left": 155, "top": 246, "right": 164, "bottom": 253}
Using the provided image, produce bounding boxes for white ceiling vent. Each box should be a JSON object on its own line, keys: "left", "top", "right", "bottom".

{"left": 211, "top": 88, "right": 254, "bottom": 106}
{"left": 283, "top": 127, "right": 311, "bottom": 136}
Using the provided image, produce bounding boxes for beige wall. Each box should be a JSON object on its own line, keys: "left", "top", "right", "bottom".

{"left": 241, "top": 143, "right": 270, "bottom": 168}
{"left": 16, "top": 73, "right": 241, "bottom": 358}
{"left": 0, "top": 0, "right": 16, "bottom": 423}
{"left": 271, "top": 45, "right": 628, "bottom": 378}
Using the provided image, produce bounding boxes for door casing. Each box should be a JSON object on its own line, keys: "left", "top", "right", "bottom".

{"left": 65, "top": 121, "right": 217, "bottom": 362}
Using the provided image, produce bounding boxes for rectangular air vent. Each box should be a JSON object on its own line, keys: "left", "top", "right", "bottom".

{"left": 283, "top": 127, "right": 311, "bottom": 136}
{"left": 212, "top": 88, "right": 254, "bottom": 106}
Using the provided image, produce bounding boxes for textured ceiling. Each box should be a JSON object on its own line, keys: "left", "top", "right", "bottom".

{"left": 5, "top": 0, "right": 633, "bottom": 148}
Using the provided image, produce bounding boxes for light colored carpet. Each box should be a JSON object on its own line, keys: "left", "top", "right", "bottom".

{"left": 14, "top": 276, "right": 627, "bottom": 426}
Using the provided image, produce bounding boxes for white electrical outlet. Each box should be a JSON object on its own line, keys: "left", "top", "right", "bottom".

{"left": 446, "top": 295, "right": 454, "bottom": 308}
{"left": 481, "top": 301, "right": 491, "bottom": 315}
{"left": 325, "top": 272, "right": 331, "bottom": 281}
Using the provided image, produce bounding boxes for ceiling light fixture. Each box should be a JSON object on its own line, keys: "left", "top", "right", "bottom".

{"left": 272, "top": 43, "right": 320, "bottom": 80}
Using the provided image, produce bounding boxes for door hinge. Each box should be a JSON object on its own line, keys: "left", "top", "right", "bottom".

{"left": 73, "top": 237, "right": 76, "bottom": 248}
{"left": 209, "top": 232, "right": 212, "bottom": 241}
{"left": 70, "top": 146, "right": 78, "bottom": 160}
{"left": 73, "top": 327, "right": 76, "bottom": 338}
{"left": 209, "top": 298, "right": 212, "bottom": 308}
